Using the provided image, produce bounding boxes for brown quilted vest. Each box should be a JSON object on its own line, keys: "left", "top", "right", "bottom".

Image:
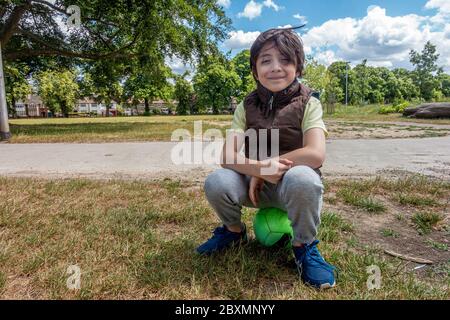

{"left": 244, "top": 79, "right": 322, "bottom": 176}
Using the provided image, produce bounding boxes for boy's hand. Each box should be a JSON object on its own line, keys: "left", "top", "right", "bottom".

{"left": 249, "top": 176, "right": 265, "bottom": 207}
{"left": 258, "top": 157, "right": 293, "bottom": 184}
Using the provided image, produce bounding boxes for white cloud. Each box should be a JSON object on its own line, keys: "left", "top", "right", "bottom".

{"left": 238, "top": 0, "right": 283, "bottom": 20}
{"left": 223, "top": 30, "right": 261, "bottom": 49}
{"left": 238, "top": 1, "right": 263, "bottom": 20}
{"left": 425, "top": 0, "right": 450, "bottom": 14}
{"left": 277, "top": 24, "right": 292, "bottom": 29}
{"left": 314, "top": 50, "right": 338, "bottom": 66}
{"left": 217, "top": 0, "right": 231, "bottom": 9}
{"left": 263, "top": 0, "right": 282, "bottom": 12}
{"left": 293, "top": 14, "right": 308, "bottom": 25}
{"left": 166, "top": 56, "right": 195, "bottom": 81}
{"left": 425, "top": 0, "right": 450, "bottom": 26}
{"left": 301, "top": 5, "right": 450, "bottom": 71}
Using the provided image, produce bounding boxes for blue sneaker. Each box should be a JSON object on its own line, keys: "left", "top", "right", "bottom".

{"left": 196, "top": 224, "right": 248, "bottom": 255}
{"left": 293, "top": 240, "right": 336, "bottom": 289}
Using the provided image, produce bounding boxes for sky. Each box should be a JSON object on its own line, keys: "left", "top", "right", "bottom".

{"left": 168, "top": 0, "right": 450, "bottom": 75}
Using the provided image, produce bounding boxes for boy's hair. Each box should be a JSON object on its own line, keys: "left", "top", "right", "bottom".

{"left": 250, "top": 26, "right": 306, "bottom": 81}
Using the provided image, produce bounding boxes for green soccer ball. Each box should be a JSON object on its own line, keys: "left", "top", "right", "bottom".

{"left": 253, "top": 207, "right": 294, "bottom": 247}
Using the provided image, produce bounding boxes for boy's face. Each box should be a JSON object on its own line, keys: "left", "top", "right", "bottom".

{"left": 255, "top": 42, "right": 299, "bottom": 93}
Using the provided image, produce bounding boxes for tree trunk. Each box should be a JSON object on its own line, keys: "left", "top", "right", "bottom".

{"left": 106, "top": 104, "right": 110, "bottom": 117}
{"left": 59, "top": 100, "right": 69, "bottom": 117}
{"left": 11, "top": 95, "right": 17, "bottom": 118}
{"left": 403, "top": 103, "right": 450, "bottom": 119}
{"left": 144, "top": 97, "right": 150, "bottom": 115}
{"left": 0, "top": 42, "right": 11, "bottom": 140}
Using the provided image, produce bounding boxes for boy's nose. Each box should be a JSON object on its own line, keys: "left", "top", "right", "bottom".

{"left": 271, "top": 61, "right": 282, "bottom": 72}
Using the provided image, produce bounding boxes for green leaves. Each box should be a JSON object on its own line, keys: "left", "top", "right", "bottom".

{"left": 37, "top": 69, "right": 79, "bottom": 116}
{"left": 193, "top": 55, "right": 241, "bottom": 114}
{"left": 409, "top": 41, "right": 443, "bottom": 101}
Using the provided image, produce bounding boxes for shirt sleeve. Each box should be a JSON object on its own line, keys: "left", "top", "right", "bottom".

{"left": 230, "top": 101, "right": 246, "bottom": 133}
{"left": 301, "top": 97, "right": 329, "bottom": 137}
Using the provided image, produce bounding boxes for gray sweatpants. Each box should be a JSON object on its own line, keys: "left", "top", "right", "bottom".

{"left": 203, "top": 165, "right": 324, "bottom": 245}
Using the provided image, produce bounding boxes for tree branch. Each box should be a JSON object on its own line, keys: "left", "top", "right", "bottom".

{"left": 30, "top": 0, "right": 66, "bottom": 15}
{"left": 14, "top": 26, "right": 141, "bottom": 61}
{"left": 3, "top": 47, "right": 139, "bottom": 61}
{"left": 0, "top": 2, "right": 32, "bottom": 46}
{"left": 30, "top": 0, "right": 120, "bottom": 28}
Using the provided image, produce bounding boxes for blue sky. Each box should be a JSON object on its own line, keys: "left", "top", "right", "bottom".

{"left": 223, "top": 0, "right": 432, "bottom": 30}
{"left": 169, "top": 0, "right": 450, "bottom": 74}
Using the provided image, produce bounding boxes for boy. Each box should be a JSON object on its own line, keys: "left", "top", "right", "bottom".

{"left": 197, "top": 27, "right": 336, "bottom": 289}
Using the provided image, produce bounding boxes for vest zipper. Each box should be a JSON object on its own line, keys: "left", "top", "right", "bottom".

{"left": 268, "top": 95, "right": 274, "bottom": 111}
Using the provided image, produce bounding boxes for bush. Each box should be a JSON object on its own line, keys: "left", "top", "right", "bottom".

{"left": 378, "top": 105, "right": 397, "bottom": 114}
{"left": 378, "top": 102, "right": 410, "bottom": 114}
{"left": 394, "top": 101, "right": 410, "bottom": 113}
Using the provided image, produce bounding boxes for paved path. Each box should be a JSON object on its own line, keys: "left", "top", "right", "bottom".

{"left": 1, "top": 136, "right": 449, "bottom": 181}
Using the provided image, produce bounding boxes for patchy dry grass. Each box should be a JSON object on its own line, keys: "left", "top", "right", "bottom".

{"left": 7, "top": 113, "right": 450, "bottom": 143}
{"left": 0, "top": 174, "right": 448, "bottom": 299}
{"left": 335, "top": 187, "right": 386, "bottom": 214}
{"left": 412, "top": 212, "right": 445, "bottom": 235}
{"left": 323, "top": 104, "right": 450, "bottom": 125}
{"left": 8, "top": 115, "right": 232, "bottom": 143}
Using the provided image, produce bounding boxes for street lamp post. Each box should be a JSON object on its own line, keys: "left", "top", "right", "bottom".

{"left": 0, "top": 42, "right": 11, "bottom": 140}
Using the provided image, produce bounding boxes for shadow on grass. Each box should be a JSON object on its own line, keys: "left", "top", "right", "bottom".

{"left": 138, "top": 237, "right": 297, "bottom": 299}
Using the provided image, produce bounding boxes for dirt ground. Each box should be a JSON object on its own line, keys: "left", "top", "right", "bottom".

{"left": 323, "top": 174, "right": 449, "bottom": 283}
{"left": 325, "top": 120, "right": 450, "bottom": 139}
{"left": 204, "top": 120, "right": 450, "bottom": 139}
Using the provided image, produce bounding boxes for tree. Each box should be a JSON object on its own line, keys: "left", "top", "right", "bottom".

{"left": 4, "top": 61, "right": 32, "bottom": 116}
{"left": 323, "top": 71, "right": 343, "bottom": 106}
{"left": 86, "top": 60, "right": 125, "bottom": 116}
{"left": 193, "top": 54, "right": 241, "bottom": 114}
{"left": 174, "top": 73, "right": 194, "bottom": 115}
{"left": 349, "top": 60, "right": 370, "bottom": 105}
{"left": 303, "top": 59, "right": 327, "bottom": 95}
{"left": 392, "top": 68, "right": 419, "bottom": 101}
{"left": 327, "top": 61, "right": 351, "bottom": 104}
{"left": 37, "top": 69, "right": 78, "bottom": 116}
{"left": 437, "top": 73, "right": 450, "bottom": 97}
{"left": 0, "top": 0, "right": 232, "bottom": 139}
{"left": 409, "top": 41, "right": 443, "bottom": 101}
{"left": 230, "top": 49, "right": 255, "bottom": 101}
{"left": 366, "top": 67, "right": 386, "bottom": 104}
{"left": 123, "top": 58, "right": 174, "bottom": 116}
{"left": 1, "top": 0, "right": 231, "bottom": 62}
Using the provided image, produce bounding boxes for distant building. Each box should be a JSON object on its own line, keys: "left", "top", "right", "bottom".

{"left": 11, "top": 95, "right": 239, "bottom": 117}
{"left": 14, "top": 95, "right": 49, "bottom": 118}
{"left": 75, "top": 98, "right": 119, "bottom": 116}
{"left": 123, "top": 99, "right": 179, "bottom": 116}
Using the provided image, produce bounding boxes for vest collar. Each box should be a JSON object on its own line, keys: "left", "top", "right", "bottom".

{"left": 256, "top": 78, "right": 300, "bottom": 117}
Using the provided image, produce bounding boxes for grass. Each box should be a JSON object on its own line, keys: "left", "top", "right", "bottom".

{"left": 412, "top": 212, "right": 444, "bottom": 235}
{"left": 8, "top": 115, "right": 233, "bottom": 143}
{"left": 0, "top": 272, "right": 5, "bottom": 291}
{"left": 426, "top": 240, "right": 448, "bottom": 251}
{"left": 6, "top": 109, "right": 450, "bottom": 143}
{"left": 394, "top": 194, "right": 439, "bottom": 207}
{"left": 335, "top": 188, "right": 386, "bottom": 214}
{"left": 381, "top": 229, "right": 400, "bottom": 238}
{"left": 323, "top": 103, "right": 450, "bottom": 125}
{"left": 0, "top": 175, "right": 448, "bottom": 299}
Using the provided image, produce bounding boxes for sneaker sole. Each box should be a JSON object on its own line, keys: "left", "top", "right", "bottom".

{"left": 319, "top": 281, "right": 336, "bottom": 290}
